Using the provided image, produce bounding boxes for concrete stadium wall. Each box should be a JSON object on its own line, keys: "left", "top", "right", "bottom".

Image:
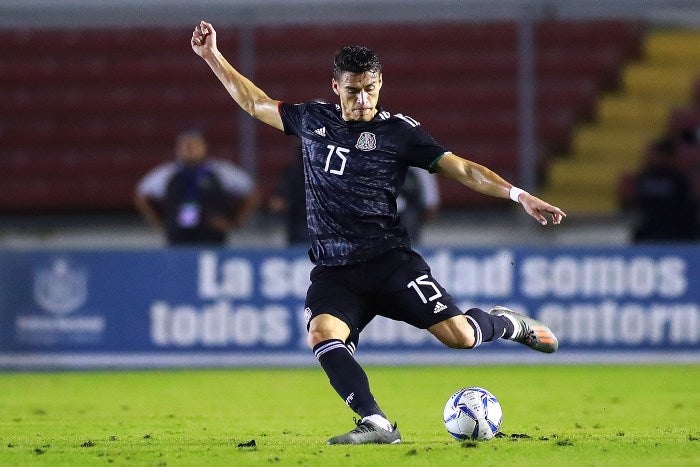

{"left": 1, "top": 0, "right": 699, "bottom": 27}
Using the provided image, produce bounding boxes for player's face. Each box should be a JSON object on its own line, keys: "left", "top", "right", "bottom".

{"left": 332, "top": 71, "right": 382, "bottom": 122}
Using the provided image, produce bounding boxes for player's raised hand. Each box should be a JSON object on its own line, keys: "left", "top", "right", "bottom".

{"left": 519, "top": 192, "right": 566, "bottom": 225}
{"left": 191, "top": 21, "right": 217, "bottom": 57}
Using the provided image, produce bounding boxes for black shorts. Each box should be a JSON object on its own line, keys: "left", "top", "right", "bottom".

{"left": 304, "top": 247, "right": 462, "bottom": 347}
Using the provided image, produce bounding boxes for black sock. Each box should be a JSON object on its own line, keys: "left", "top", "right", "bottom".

{"left": 313, "top": 339, "right": 385, "bottom": 419}
{"left": 463, "top": 308, "right": 513, "bottom": 347}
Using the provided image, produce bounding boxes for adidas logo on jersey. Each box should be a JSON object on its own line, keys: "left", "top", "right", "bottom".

{"left": 314, "top": 127, "right": 326, "bottom": 137}
{"left": 433, "top": 301, "right": 447, "bottom": 313}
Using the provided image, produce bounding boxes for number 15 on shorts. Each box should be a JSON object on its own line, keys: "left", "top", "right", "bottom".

{"left": 407, "top": 274, "right": 442, "bottom": 303}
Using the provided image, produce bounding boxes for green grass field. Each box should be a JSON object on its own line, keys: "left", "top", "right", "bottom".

{"left": 0, "top": 365, "right": 697, "bottom": 466}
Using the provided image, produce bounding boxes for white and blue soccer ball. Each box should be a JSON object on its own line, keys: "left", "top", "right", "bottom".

{"left": 443, "top": 386, "right": 503, "bottom": 441}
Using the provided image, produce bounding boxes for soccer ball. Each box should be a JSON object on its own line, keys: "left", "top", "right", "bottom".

{"left": 443, "top": 386, "right": 503, "bottom": 441}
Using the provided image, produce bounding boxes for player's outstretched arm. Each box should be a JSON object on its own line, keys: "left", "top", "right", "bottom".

{"left": 435, "top": 152, "right": 566, "bottom": 225}
{"left": 191, "top": 21, "right": 283, "bottom": 130}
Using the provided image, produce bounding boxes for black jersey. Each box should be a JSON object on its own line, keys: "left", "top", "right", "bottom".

{"left": 279, "top": 101, "right": 447, "bottom": 266}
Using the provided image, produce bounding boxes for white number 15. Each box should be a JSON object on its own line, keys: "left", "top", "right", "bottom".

{"left": 407, "top": 274, "right": 442, "bottom": 303}
{"left": 325, "top": 145, "right": 348, "bottom": 175}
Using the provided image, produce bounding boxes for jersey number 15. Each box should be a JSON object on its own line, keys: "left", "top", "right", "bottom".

{"left": 325, "top": 145, "right": 348, "bottom": 175}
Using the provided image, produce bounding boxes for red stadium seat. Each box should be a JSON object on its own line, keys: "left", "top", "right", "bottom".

{"left": 0, "top": 19, "right": 639, "bottom": 213}
{"left": 537, "top": 47, "right": 625, "bottom": 89}
{"left": 676, "top": 144, "right": 700, "bottom": 172}
{"left": 535, "top": 19, "right": 643, "bottom": 59}
{"left": 669, "top": 108, "right": 700, "bottom": 137}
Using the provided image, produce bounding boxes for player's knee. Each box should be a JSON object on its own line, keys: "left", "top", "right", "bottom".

{"left": 306, "top": 314, "right": 351, "bottom": 349}
{"left": 306, "top": 329, "right": 330, "bottom": 349}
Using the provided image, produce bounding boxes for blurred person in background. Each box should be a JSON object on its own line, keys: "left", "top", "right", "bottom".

{"left": 632, "top": 135, "right": 698, "bottom": 242}
{"left": 134, "top": 128, "right": 258, "bottom": 246}
{"left": 268, "top": 145, "right": 310, "bottom": 247}
{"left": 397, "top": 166, "right": 440, "bottom": 245}
{"left": 192, "top": 21, "right": 565, "bottom": 445}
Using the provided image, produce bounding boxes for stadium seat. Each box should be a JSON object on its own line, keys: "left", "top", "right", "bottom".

{"left": 669, "top": 108, "right": 700, "bottom": 137}
{"left": 537, "top": 79, "right": 598, "bottom": 120}
{"left": 677, "top": 144, "right": 700, "bottom": 172}
{"left": 537, "top": 47, "right": 625, "bottom": 89}
{"left": 535, "top": 19, "right": 642, "bottom": 60}
{"left": 254, "top": 22, "right": 517, "bottom": 53}
{"left": 0, "top": 19, "right": 638, "bottom": 213}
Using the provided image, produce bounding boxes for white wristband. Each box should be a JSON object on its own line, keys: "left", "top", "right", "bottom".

{"left": 509, "top": 186, "right": 527, "bottom": 203}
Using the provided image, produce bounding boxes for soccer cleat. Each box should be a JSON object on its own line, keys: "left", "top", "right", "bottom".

{"left": 327, "top": 418, "right": 402, "bottom": 445}
{"left": 490, "top": 306, "right": 558, "bottom": 353}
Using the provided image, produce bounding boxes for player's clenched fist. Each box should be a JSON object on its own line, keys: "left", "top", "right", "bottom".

{"left": 191, "top": 21, "right": 216, "bottom": 57}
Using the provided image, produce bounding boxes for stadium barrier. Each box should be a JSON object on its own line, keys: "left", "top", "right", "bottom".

{"left": 0, "top": 245, "right": 697, "bottom": 369}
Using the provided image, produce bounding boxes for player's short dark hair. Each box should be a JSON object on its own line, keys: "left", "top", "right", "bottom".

{"left": 333, "top": 46, "right": 382, "bottom": 79}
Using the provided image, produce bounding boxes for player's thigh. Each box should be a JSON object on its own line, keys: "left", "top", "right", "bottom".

{"left": 304, "top": 265, "right": 373, "bottom": 346}
{"left": 377, "top": 249, "right": 462, "bottom": 329}
{"left": 380, "top": 281, "right": 462, "bottom": 329}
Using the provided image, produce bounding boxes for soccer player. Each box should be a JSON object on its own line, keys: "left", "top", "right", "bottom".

{"left": 191, "top": 21, "right": 566, "bottom": 445}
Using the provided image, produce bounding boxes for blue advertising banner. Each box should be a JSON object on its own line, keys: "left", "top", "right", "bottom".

{"left": 0, "top": 246, "right": 698, "bottom": 369}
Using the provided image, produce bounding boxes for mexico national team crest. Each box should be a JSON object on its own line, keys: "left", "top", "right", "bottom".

{"left": 34, "top": 258, "right": 87, "bottom": 315}
{"left": 355, "top": 132, "right": 377, "bottom": 151}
